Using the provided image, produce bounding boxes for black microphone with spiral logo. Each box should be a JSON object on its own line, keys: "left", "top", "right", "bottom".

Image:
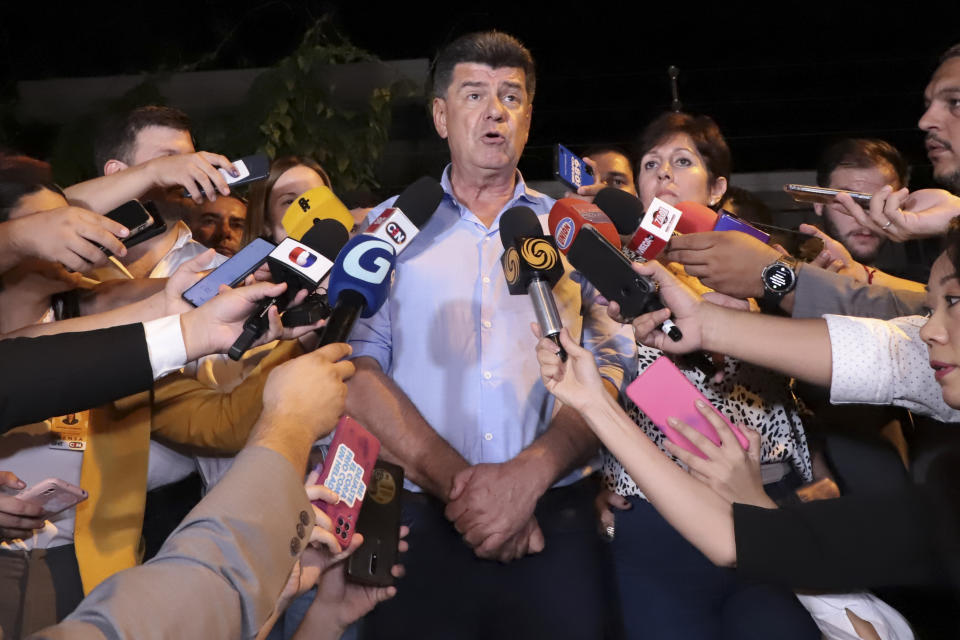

{"left": 499, "top": 206, "right": 568, "bottom": 361}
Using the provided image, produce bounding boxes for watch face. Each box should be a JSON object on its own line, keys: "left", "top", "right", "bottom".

{"left": 764, "top": 263, "right": 795, "bottom": 293}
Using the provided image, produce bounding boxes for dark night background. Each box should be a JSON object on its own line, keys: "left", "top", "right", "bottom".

{"left": 1, "top": 2, "right": 959, "bottom": 190}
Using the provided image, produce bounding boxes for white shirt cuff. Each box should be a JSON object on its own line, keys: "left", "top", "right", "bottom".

{"left": 144, "top": 315, "right": 188, "bottom": 380}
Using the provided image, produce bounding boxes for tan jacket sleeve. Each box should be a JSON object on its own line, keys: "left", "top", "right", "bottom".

{"left": 150, "top": 340, "right": 303, "bottom": 451}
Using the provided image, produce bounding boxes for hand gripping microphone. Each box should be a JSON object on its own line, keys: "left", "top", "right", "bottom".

{"left": 675, "top": 200, "right": 770, "bottom": 243}
{"left": 499, "top": 206, "right": 568, "bottom": 360}
{"left": 316, "top": 235, "right": 398, "bottom": 347}
{"left": 547, "top": 198, "right": 682, "bottom": 341}
{"left": 228, "top": 219, "right": 349, "bottom": 360}
{"left": 363, "top": 176, "right": 444, "bottom": 253}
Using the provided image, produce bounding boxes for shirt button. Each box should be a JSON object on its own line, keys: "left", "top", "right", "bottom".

{"left": 483, "top": 371, "right": 492, "bottom": 380}
{"left": 296, "top": 523, "right": 306, "bottom": 539}
{"left": 289, "top": 537, "right": 301, "bottom": 556}
{"left": 299, "top": 511, "right": 310, "bottom": 526}
{"left": 484, "top": 433, "right": 493, "bottom": 441}
{"left": 482, "top": 277, "right": 491, "bottom": 284}
{"left": 482, "top": 320, "right": 492, "bottom": 329}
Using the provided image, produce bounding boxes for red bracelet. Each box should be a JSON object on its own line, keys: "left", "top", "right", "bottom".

{"left": 863, "top": 264, "right": 876, "bottom": 284}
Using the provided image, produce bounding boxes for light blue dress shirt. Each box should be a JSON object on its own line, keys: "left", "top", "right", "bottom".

{"left": 349, "top": 166, "right": 636, "bottom": 491}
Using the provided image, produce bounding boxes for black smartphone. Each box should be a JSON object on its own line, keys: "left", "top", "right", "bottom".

{"left": 106, "top": 200, "right": 154, "bottom": 236}
{"left": 346, "top": 459, "right": 403, "bottom": 587}
{"left": 183, "top": 153, "right": 270, "bottom": 198}
{"left": 565, "top": 226, "right": 658, "bottom": 319}
{"left": 181, "top": 237, "right": 275, "bottom": 307}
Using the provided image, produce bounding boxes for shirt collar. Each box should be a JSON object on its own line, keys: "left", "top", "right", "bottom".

{"left": 439, "top": 164, "right": 543, "bottom": 219}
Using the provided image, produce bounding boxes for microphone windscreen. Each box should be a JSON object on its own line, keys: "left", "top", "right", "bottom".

{"left": 548, "top": 198, "right": 621, "bottom": 253}
{"left": 499, "top": 206, "right": 543, "bottom": 246}
{"left": 326, "top": 235, "right": 397, "bottom": 318}
{"left": 282, "top": 186, "right": 354, "bottom": 241}
{"left": 392, "top": 176, "right": 444, "bottom": 228}
{"left": 300, "top": 218, "right": 350, "bottom": 261}
{"left": 594, "top": 188, "right": 644, "bottom": 235}
{"left": 674, "top": 201, "right": 718, "bottom": 235}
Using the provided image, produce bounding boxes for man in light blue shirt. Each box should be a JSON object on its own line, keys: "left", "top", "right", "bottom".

{"left": 346, "top": 31, "right": 634, "bottom": 639}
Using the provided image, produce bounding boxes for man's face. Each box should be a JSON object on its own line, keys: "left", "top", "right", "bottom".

{"left": 585, "top": 151, "right": 637, "bottom": 196}
{"left": 816, "top": 165, "right": 895, "bottom": 264}
{"left": 920, "top": 57, "right": 960, "bottom": 193}
{"left": 129, "top": 125, "right": 194, "bottom": 166}
{"left": 432, "top": 63, "right": 532, "bottom": 175}
{"left": 189, "top": 196, "right": 247, "bottom": 257}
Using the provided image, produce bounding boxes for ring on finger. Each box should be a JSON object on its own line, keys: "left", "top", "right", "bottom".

{"left": 881, "top": 221, "right": 893, "bottom": 230}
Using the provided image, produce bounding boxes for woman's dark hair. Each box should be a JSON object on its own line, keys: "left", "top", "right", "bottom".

{"left": 635, "top": 112, "right": 731, "bottom": 186}
{"left": 0, "top": 182, "right": 65, "bottom": 222}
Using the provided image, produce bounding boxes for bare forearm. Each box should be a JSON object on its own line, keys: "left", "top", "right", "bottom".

{"left": 581, "top": 394, "right": 738, "bottom": 566}
{"left": 346, "top": 358, "right": 468, "bottom": 499}
{"left": 701, "top": 304, "right": 833, "bottom": 386}
{"left": 78, "top": 278, "right": 167, "bottom": 315}
{"left": 513, "top": 379, "right": 614, "bottom": 494}
{"left": 64, "top": 164, "right": 154, "bottom": 213}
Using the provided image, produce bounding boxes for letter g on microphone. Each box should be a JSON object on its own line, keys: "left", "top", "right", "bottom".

{"left": 343, "top": 238, "right": 394, "bottom": 284}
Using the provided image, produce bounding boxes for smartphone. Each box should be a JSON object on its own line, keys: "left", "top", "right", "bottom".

{"left": 626, "top": 356, "right": 750, "bottom": 459}
{"left": 565, "top": 225, "right": 659, "bottom": 319}
{"left": 17, "top": 478, "right": 88, "bottom": 516}
{"left": 181, "top": 237, "right": 275, "bottom": 307}
{"left": 347, "top": 459, "right": 404, "bottom": 587}
{"left": 312, "top": 416, "right": 381, "bottom": 548}
{"left": 106, "top": 200, "right": 154, "bottom": 236}
{"left": 554, "top": 144, "right": 595, "bottom": 191}
{"left": 183, "top": 153, "right": 270, "bottom": 198}
{"left": 783, "top": 184, "right": 872, "bottom": 206}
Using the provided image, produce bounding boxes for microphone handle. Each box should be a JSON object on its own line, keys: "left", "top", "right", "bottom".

{"left": 528, "top": 277, "right": 567, "bottom": 362}
{"left": 317, "top": 289, "right": 367, "bottom": 347}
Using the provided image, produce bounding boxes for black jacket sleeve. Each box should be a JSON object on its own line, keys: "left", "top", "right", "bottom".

{"left": 0, "top": 323, "right": 153, "bottom": 433}
{"left": 734, "top": 489, "right": 954, "bottom": 591}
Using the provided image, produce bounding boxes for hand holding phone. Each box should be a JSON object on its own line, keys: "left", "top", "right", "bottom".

{"left": 783, "top": 184, "right": 872, "bottom": 206}
{"left": 626, "top": 356, "right": 749, "bottom": 459}
{"left": 181, "top": 237, "right": 276, "bottom": 307}
{"left": 554, "top": 144, "right": 595, "bottom": 191}
{"left": 312, "top": 416, "right": 381, "bottom": 549}
{"left": 15, "top": 478, "right": 88, "bottom": 517}
{"left": 103, "top": 200, "right": 167, "bottom": 250}
{"left": 347, "top": 460, "right": 404, "bottom": 586}
{"left": 181, "top": 153, "right": 270, "bottom": 199}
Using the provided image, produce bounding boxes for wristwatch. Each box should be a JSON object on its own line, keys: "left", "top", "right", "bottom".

{"left": 760, "top": 255, "right": 799, "bottom": 311}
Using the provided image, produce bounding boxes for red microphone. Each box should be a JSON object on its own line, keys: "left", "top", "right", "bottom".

{"left": 548, "top": 198, "right": 621, "bottom": 253}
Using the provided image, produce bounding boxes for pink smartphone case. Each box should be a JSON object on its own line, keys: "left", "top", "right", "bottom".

{"left": 313, "top": 416, "right": 381, "bottom": 548}
{"left": 17, "top": 478, "right": 88, "bottom": 516}
{"left": 626, "top": 356, "right": 750, "bottom": 458}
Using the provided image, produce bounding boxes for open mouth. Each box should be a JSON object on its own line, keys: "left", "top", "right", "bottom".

{"left": 482, "top": 132, "right": 505, "bottom": 144}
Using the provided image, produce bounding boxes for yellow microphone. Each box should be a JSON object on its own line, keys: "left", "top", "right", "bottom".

{"left": 281, "top": 186, "right": 354, "bottom": 241}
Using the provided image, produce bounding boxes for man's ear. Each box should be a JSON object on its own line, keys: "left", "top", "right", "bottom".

{"left": 432, "top": 97, "right": 448, "bottom": 139}
{"left": 813, "top": 203, "right": 824, "bottom": 217}
{"left": 103, "top": 159, "right": 129, "bottom": 176}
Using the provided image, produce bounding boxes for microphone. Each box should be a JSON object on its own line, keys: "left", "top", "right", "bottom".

{"left": 500, "top": 206, "right": 568, "bottom": 359}
{"left": 282, "top": 186, "right": 356, "bottom": 240}
{"left": 593, "top": 189, "right": 683, "bottom": 262}
{"left": 675, "top": 201, "right": 771, "bottom": 243}
{"left": 228, "top": 219, "right": 349, "bottom": 360}
{"left": 363, "top": 176, "right": 444, "bottom": 253}
{"left": 316, "top": 235, "right": 397, "bottom": 346}
{"left": 546, "top": 199, "right": 681, "bottom": 341}
{"left": 548, "top": 197, "right": 622, "bottom": 251}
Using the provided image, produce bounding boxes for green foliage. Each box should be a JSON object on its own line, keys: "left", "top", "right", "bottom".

{"left": 40, "top": 17, "right": 404, "bottom": 193}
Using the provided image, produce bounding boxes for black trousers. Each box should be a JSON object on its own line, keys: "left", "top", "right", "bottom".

{"left": 361, "top": 476, "right": 613, "bottom": 640}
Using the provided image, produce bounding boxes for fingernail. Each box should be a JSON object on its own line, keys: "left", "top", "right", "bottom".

{"left": 15, "top": 480, "right": 25, "bottom": 489}
{"left": 667, "top": 417, "right": 678, "bottom": 426}
{"left": 695, "top": 399, "right": 706, "bottom": 408}
{"left": 231, "top": 169, "right": 239, "bottom": 177}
